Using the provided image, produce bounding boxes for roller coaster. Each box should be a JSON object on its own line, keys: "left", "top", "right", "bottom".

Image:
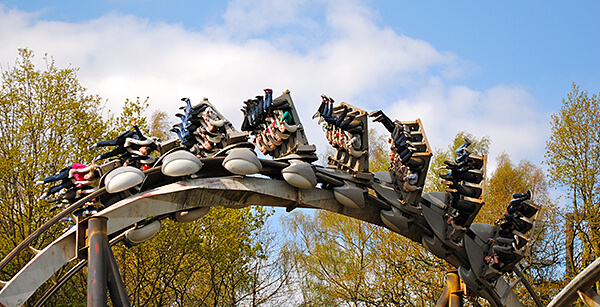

{"left": 0, "top": 90, "right": 596, "bottom": 306}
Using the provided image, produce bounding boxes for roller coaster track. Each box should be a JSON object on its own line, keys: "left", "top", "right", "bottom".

{"left": 0, "top": 158, "right": 548, "bottom": 307}
{"left": 1, "top": 158, "right": 598, "bottom": 307}
{"left": 1, "top": 91, "right": 596, "bottom": 306}
{"left": 0, "top": 160, "right": 389, "bottom": 306}
{"left": 546, "top": 257, "right": 600, "bottom": 306}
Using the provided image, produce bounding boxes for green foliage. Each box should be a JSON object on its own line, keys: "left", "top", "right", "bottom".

{"left": 367, "top": 128, "right": 390, "bottom": 173}
{"left": 0, "top": 48, "right": 110, "bottom": 304}
{"left": 545, "top": 83, "right": 600, "bottom": 277}
{"left": 115, "top": 206, "right": 277, "bottom": 306}
{"left": 114, "top": 97, "right": 150, "bottom": 134}
{"left": 281, "top": 210, "right": 447, "bottom": 306}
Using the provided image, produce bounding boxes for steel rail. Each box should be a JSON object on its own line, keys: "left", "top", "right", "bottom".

{"left": 0, "top": 188, "right": 107, "bottom": 274}
{"left": 547, "top": 257, "right": 600, "bottom": 307}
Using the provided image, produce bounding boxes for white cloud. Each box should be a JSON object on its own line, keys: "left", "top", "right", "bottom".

{"left": 384, "top": 80, "right": 549, "bottom": 171}
{"left": 0, "top": 0, "right": 550, "bottom": 169}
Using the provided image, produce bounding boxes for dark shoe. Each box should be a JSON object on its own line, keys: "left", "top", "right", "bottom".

{"left": 512, "top": 190, "right": 531, "bottom": 200}
{"left": 369, "top": 110, "right": 383, "bottom": 118}
{"left": 507, "top": 204, "right": 521, "bottom": 214}
{"left": 439, "top": 173, "right": 453, "bottom": 181}
{"left": 463, "top": 136, "right": 471, "bottom": 146}
{"left": 457, "top": 184, "right": 481, "bottom": 198}
{"left": 194, "top": 103, "right": 209, "bottom": 113}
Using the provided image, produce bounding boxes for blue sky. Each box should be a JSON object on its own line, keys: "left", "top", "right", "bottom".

{"left": 1, "top": 0, "right": 599, "bottom": 176}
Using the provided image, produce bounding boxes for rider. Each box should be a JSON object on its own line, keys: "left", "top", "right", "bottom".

{"left": 89, "top": 119, "right": 157, "bottom": 163}
{"left": 36, "top": 163, "right": 97, "bottom": 200}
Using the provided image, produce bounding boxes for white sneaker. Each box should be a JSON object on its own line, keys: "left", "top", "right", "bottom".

{"left": 39, "top": 192, "right": 48, "bottom": 200}
{"left": 35, "top": 180, "right": 44, "bottom": 186}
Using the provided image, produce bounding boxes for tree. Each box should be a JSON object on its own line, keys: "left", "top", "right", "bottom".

{"left": 281, "top": 210, "right": 448, "bottom": 306}
{"left": 113, "top": 96, "right": 150, "bottom": 134}
{"left": 281, "top": 128, "right": 448, "bottom": 306}
{"left": 0, "top": 48, "right": 110, "bottom": 304}
{"left": 545, "top": 83, "right": 600, "bottom": 277}
{"left": 148, "top": 109, "right": 172, "bottom": 140}
{"left": 115, "top": 207, "right": 279, "bottom": 307}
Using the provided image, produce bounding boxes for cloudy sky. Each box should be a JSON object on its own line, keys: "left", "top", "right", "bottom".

{"left": 1, "top": 0, "right": 599, "bottom": 173}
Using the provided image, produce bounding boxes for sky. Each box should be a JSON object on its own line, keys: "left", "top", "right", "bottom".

{"left": 1, "top": 0, "right": 599, "bottom": 185}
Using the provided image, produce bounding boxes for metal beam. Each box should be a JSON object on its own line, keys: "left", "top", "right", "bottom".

{"left": 548, "top": 257, "right": 600, "bottom": 307}
{"left": 0, "top": 188, "right": 106, "bottom": 273}
{"left": 87, "top": 216, "right": 109, "bottom": 307}
{"left": 105, "top": 239, "right": 130, "bottom": 307}
{"left": 513, "top": 265, "right": 543, "bottom": 307}
{"left": 447, "top": 271, "right": 463, "bottom": 307}
{"left": 578, "top": 288, "right": 600, "bottom": 307}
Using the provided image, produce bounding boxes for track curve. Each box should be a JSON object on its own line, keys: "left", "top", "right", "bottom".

{"left": 0, "top": 171, "right": 382, "bottom": 307}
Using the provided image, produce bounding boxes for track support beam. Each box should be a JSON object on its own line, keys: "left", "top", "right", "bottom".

{"left": 87, "top": 217, "right": 130, "bottom": 307}
{"left": 578, "top": 288, "right": 600, "bottom": 307}
{"left": 436, "top": 270, "right": 463, "bottom": 307}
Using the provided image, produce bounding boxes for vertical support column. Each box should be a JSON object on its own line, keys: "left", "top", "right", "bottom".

{"left": 447, "top": 270, "right": 463, "bottom": 307}
{"left": 435, "top": 271, "right": 463, "bottom": 307}
{"left": 87, "top": 217, "right": 108, "bottom": 307}
{"left": 87, "top": 216, "right": 131, "bottom": 307}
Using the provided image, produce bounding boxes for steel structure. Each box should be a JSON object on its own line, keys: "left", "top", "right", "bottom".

{"left": 0, "top": 89, "right": 594, "bottom": 306}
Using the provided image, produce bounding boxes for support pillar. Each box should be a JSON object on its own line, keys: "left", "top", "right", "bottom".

{"left": 436, "top": 271, "right": 463, "bottom": 307}
{"left": 87, "top": 216, "right": 131, "bottom": 307}
{"left": 87, "top": 217, "right": 108, "bottom": 307}
{"left": 447, "top": 270, "right": 463, "bottom": 307}
{"left": 106, "top": 241, "right": 130, "bottom": 307}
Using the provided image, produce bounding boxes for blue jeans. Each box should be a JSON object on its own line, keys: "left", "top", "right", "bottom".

{"left": 42, "top": 166, "right": 71, "bottom": 184}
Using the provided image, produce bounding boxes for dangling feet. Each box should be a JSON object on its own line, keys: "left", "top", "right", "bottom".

{"left": 368, "top": 110, "right": 384, "bottom": 121}
{"left": 313, "top": 94, "right": 329, "bottom": 119}
{"left": 512, "top": 190, "right": 531, "bottom": 200}
{"left": 463, "top": 136, "right": 472, "bottom": 146}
